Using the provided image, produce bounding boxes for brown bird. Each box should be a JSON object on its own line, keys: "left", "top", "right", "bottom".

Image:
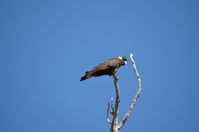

{"left": 80, "top": 56, "right": 127, "bottom": 81}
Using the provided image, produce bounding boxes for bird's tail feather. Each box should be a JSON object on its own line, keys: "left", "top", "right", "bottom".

{"left": 80, "top": 72, "right": 92, "bottom": 81}
{"left": 80, "top": 75, "right": 87, "bottom": 81}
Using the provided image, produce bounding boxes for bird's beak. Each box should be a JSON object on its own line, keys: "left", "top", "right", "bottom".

{"left": 125, "top": 61, "right": 127, "bottom": 65}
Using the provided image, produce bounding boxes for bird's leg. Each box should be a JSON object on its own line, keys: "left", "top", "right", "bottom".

{"left": 113, "top": 73, "right": 119, "bottom": 80}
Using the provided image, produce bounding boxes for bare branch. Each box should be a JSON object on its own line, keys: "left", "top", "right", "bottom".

{"left": 118, "top": 53, "right": 142, "bottom": 130}
{"left": 110, "top": 98, "right": 115, "bottom": 115}
{"left": 106, "top": 102, "right": 112, "bottom": 124}
{"left": 110, "top": 74, "right": 120, "bottom": 132}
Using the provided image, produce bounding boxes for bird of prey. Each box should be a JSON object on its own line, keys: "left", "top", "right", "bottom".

{"left": 80, "top": 56, "right": 127, "bottom": 81}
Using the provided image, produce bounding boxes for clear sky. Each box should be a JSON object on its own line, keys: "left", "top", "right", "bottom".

{"left": 0, "top": 0, "right": 199, "bottom": 132}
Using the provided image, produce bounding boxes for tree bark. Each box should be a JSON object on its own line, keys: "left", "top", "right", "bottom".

{"left": 110, "top": 74, "right": 120, "bottom": 132}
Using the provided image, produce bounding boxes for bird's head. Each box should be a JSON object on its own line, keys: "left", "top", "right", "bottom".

{"left": 117, "top": 56, "right": 127, "bottom": 65}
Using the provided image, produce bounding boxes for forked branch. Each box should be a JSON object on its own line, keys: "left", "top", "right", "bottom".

{"left": 118, "top": 53, "right": 142, "bottom": 129}
{"left": 106, "top": 53, "right": 142, "bottom": 132}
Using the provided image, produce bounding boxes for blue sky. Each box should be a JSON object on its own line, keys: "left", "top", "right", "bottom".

{"left": 0, "top": 0, "right": 199, "bottom": 132}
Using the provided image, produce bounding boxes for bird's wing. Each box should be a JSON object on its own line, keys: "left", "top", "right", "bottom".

{"left": 91, "top": 58, "right": 119, "bottom": 72}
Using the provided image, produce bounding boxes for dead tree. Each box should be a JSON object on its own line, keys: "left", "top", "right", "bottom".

{"left": 106, "top": 53, "right": 142, "bottom": 132}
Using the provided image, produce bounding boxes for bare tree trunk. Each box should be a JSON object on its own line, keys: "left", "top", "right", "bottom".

{"left": 110, "top": 74, "right": 120, "bottom": 132}
{"left": 107, "top": 53, "right": 142, "bottom": 132}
